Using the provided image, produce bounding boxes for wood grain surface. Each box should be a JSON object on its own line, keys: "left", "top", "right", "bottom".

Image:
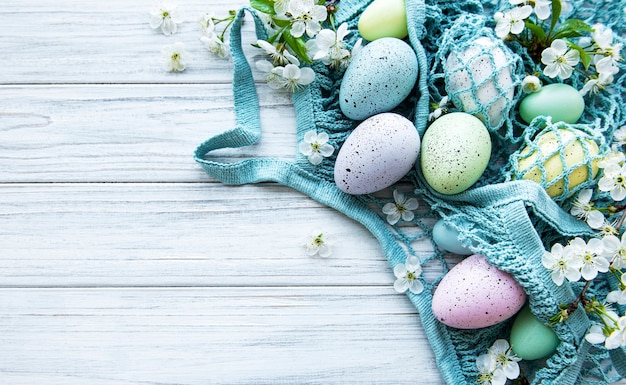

{"left": 0, "top": 1, "right": 446, "bottom": 384}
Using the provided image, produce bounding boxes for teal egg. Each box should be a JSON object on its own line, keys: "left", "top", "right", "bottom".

{"left": 510, "top": 305, "right": 560, "bottom": 360}
{"left": 432, "top": 219, "right": 473, "bottom": 255}
{"left": 340, "top": 38, "right": 418, "bottom": 121}
{"left": 519, "top": 83, "right": 585, "bottom": 124}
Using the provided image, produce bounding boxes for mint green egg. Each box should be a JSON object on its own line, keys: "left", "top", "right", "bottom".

{"left": 358, "top": 0, "right": 408, "bottom": 41}
{"left": 510, "top": 305, "right": 560, "bottom": 360}
{"left": 519, "top": 83, "right": 585, "bottom": 124}
{"left": 419, "top": 112, "right": 491, "bottom": 195}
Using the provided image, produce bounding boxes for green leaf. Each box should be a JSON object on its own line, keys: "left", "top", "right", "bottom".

{"left": 250, "top": 0, "right": 276, "bottom": 15}
{"left": 559, "top": 19, "right": 593, "bottom": 33}
{"left": 283, "top": 29, "right": 312, "bottom": 64}
{"left": 271, "top": 15, "right": 291, "bottom": 28}
{"left": 525, "top": 20, "right": 546, "bottom": 41}
{"left": 552, "top": 19, "right": 593, "bottom": 40}
{"left": 550, "top": 0, "right": 562, "bottom": 33}
{"left": 568, "top": 42, "right": 593, "bottom": 70}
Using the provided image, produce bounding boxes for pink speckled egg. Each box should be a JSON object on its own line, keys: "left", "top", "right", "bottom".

{"left": 432, "top": 254, "right": 526, "bottom": 329}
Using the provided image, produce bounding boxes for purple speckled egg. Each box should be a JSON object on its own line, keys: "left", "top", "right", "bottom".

{"left": 334, "top": 113, "right": 420, "bottom": 195}
{"left": 432, "top": 254, "right": 526, "bottom": 329}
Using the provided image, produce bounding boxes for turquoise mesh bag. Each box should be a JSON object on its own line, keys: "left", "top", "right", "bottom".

{"left": 195, "top": 0, "right": 626, "bottom": 383}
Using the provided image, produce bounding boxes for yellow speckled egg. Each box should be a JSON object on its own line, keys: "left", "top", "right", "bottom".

{"left": 419, "top": 112, "right": 492, "bottom": 195}
{"left": 515, "top": 128, "right": 600, "bottom": 198}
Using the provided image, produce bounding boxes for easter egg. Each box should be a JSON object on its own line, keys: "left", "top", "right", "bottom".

{"left": 445, "top": 36, "right": 515, "bottom": 129}
{"left": 334, "top": 113, "right": 420, "bottom": 194}
{"left": 432, "top": 254, "right": 527, "bottom": 329}
{"left": 510, "top": 305, "right": 560, "bottom": 360}
{"left": 519, "top": 83, "right": 585, "bottom": 124}
{"left": 432, "top": 219, "right": 473, "bottom": 255}
{"left": 340, "top": 38, "right": 418, "bottom": 121}
{"left": 516, "top": 128, "right": 600, "bottom": 198}
{"left": 358, "top": 0, "right": 408, "bottom": 41}
{"left": 420, "top": 112, "right": 491, "bottom": 195}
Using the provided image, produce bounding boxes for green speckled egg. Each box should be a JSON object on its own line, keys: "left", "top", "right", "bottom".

{"left": 419, "top": 112, "right": 491, "bottom": 195}
{"left": 519, "top": 83, "right": 585, "bottom": 124}
{"left": 510, "top": 305, "right": 560, "bottom": 360}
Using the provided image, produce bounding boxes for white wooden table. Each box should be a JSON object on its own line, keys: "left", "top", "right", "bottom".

{"left": 0, "top": 1, "right": 446, "bottom": 384}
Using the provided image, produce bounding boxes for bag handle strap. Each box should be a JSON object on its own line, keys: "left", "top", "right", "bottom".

{"left": 194, "top": 7, "right": 298, "bottom": 185}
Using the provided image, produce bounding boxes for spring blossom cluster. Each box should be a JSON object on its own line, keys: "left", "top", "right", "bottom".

{"left": 495, "top": 0, "right": 622, "bottom": 96}
{"left": 476, "top": 340, "right": 521, "bottom": 385}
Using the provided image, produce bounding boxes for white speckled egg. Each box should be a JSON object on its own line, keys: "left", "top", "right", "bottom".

{"left": 340, "top": 38, "right": 418, "bottom": 121}
{"left": 432, "top": 254, "right": 527, "bottom": 329}
{"left": 419, "top": 112, "right": 491, "bottom": 195}
{"left": 445, "top": 36, "right": 515, "bottom": 129}
{"left": 334, "top": 113, "right": 420, "bottom": 195}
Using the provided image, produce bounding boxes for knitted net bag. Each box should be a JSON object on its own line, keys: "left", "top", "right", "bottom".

{"left": 194, "top": 0, "right": 626, "bottom": 383}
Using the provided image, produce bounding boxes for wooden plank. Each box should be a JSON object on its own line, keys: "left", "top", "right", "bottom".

{"left": 0, "top": 183, "right": 439, "bottom": 287}
{"left": 0, "top": 84, "right": 297, "bottom": 182}
{"left": 0, "top": 287, "right": 444, "bottom": 385}
{"left": 0, "top": 0, "right": 261, "bottom": 84}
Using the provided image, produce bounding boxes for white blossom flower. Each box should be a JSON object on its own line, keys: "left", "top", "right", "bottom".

{"left": 580, "top": 71, "right": 615, "bottom": 96}
{"left": 568, "top": 237, "right": 610, "bottom": 281}
{"left": 304, "top": 231, "right": 331, "bottom": 258}
{"left": 476, "top": 353, "right": 507, "bottom": 385}
{"left": 586, "top": 324, "right": 607, "bottom": 345}
{"left": 605, "top": 316, "right": 626, "bottom": 350}
{"left": 306, "top": 23, "right": 354, "bottom": 69}
{"left": 256, "top": 60, "right": 284, "bottom": 89}
{"left": 603, "top": 233, "right": 626, "bottom": 269}
{"left": 273, "top": 64, "right": 315, "bottom": 92}
{"left": 298, "top": 130, "right": 334, "bottom": 165}
{"left": 150, "top": 1, "right": 185, "bottom": 36}
{"left": 613, "top": 126, "right": 626, "bottom": 148}
{"left": 382, "top": 190, "right": 419, "bottom": 225}
{"left": 509, "top": 0, "right": 551, "bottom": 20}
{"left": 599, "top": 151, "right": 625, "bottom": 169}
{"left": 161, "top": 42, "right": 189, "bottom": 72}
{"left": 494, "top": 5, "right": 533, "bottom": 39}
{"left": 607, "top": 276, "right": 626, "bottom": 304}
{"left": 198, "top": 12, "right": 216, "bottom": 35}
{"left": 570, "top": 189, "right": 605, "bottom": 229}
{"left": 429, "top": 96, "right": 450, "bottom": 120}
{"left": 597, "top": 218, "right": 620, "bottom": 238}
{"left": 257, "top": 40, "right": 299, "bottom": 66}
{"left": 521, "top": 75, "right": 542, "bottom": 93}
{"left": 591, "top": 24, "right": 623, "bottom": 70}
{"left": 560, "top": 0, "right": 573, "bottom": 17}
{"left": 541, "top": 39, "right": 580, "bottom": 79}
{"left": 274, "top": 0, "right": 291, "bottom": 15}
{"left": 542, "top": 242, "right": 583, "bottom": 285}
{"left": 200, "top": 33, "right": 229, "bottom": 59}
{"left": 598, "top": 161, "right": 626, "bottom": 201}
{"left": 488, "top": 339, "right": 522, "bottom": 381}
{"left": 393, "top": 256, "right": 424, "bottom": 295}
{"left": 288, "top": 0, "right": 328, "bottom": 38}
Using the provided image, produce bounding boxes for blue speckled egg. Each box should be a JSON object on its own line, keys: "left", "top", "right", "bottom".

{"left": 339, "top": 38, "right": 418, "bottom": 121}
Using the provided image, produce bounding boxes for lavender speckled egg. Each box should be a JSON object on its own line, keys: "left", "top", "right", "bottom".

{"left": 339, "top": 38, "right": 418, "bottom": 121}
{"left": 419, "top": 112, "right": 491, "bottom": 195}
{"left": 445, "top": 36, "right": 515, "bottom": 129}
{"left": 334, "top": 113, "right": 420, "bottom": 195}
{"left": 432, "top": 254, "right": 527, "bottom": 329}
